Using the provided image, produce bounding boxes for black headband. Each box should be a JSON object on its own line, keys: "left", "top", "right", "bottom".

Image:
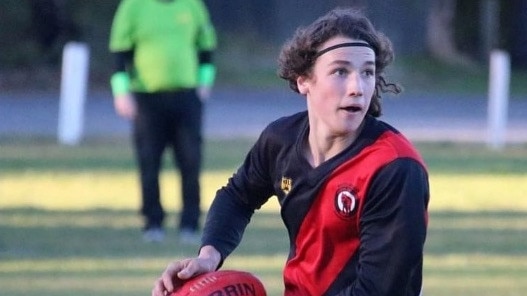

{"left": 314, "top": 42, "right": 374, "bottom": 59}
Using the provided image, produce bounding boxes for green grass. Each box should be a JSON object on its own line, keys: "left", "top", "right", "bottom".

{"left": 1, "top": 139, "right": 527, "bottom": 295}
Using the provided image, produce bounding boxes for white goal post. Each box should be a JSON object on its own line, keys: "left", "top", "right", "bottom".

{"left": 58, "top": 42, "right": 90, "bottom": 145}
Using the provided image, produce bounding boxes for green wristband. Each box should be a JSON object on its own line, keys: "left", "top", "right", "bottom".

{"left": 198, "top": 64, "right": 216, "bottom": 86}
{"left": 110, "top": 72, "right": 130, "bottom": 96}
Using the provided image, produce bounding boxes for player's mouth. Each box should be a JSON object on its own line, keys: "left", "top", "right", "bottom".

{"left": 340, "top": 105, "right": 362, "bottom": 113}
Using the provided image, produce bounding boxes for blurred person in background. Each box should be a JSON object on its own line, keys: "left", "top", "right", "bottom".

{"left": 109, "top": 0, "right": 217, "bottom": 244}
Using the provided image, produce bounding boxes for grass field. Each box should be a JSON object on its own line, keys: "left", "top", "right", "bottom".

{"left": 1, "top": 138, "right": 527, "bottom": 295}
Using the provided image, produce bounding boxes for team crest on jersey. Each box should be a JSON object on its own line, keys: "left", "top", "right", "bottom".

{"left": 281, "top": 177, "right": 292, "bottom": 195}
{"left": 335, "top": 186, "right": 358, "bottom": 218}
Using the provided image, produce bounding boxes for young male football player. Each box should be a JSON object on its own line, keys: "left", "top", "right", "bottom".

{"left": 153, "top": 7, "right": 429, "bottom": 295}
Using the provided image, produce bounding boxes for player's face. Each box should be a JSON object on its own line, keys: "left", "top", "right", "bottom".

{"left": 297, "top": 36, "right": 376, "bottom": 138}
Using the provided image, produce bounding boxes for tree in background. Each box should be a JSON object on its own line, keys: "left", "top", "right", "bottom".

{"left": 426, "top": 0, "right": 527, "bottom": 69}
{"left": 1, "top": 0, "right": 526, "bottom": 91}
{"left": 504, "top": 0, "right": 527, "bottom": 68}
{"left": 426, "top": 0, "right": 466, "bottom": 64}
{"left": 30, "top": 0, "right": 61, "bottom": 50}
{"left": 29, "top": 0, "right": 80, "bottom": 63}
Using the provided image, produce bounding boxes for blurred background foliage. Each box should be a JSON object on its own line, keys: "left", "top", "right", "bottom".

{"left": 0, "top": 0, "right": 526, "bottom": 93}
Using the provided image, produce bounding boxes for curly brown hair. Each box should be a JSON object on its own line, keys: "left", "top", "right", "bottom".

{"left": 277, "top": 8, "right": 401, "bottom": 117}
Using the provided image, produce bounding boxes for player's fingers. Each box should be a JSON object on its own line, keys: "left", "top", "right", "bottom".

{"left": 151, "top": 277, "right": 167, "bottom": 296}
{"left": 177, "top": 258, "right": 207, "bottom": 280}
{"left": 159, "top": 260, "right": 189, "bottom": 292}
{"left": 176, "top": 265, "right": 196, "bottom": 280}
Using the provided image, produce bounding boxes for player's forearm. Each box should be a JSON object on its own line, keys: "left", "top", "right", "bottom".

{"left": 110, "top": 51, "right": 134, "bottom": 97}
{"left": 198, "top": 50, "right": 215, "bottom": 87}
{"left": 201, "top": 190, "right": 254, "bottom": 265}
{"left": 113, "top": 50, "right": 134, "bottom": 73}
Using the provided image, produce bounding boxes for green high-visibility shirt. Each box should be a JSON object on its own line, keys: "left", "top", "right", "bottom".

{"left": 109, "top": 0, "right": 217, "bottom": 92}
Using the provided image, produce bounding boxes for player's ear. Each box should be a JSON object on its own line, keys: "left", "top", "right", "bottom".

{"left": 297, "top": 75, "right": 309, "bottom": 95}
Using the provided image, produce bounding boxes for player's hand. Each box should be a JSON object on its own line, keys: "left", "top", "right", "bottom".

{"left": 197, "top": 85, "right": 212, "bottom": 102}
{"left": 113, "top": 93, "right": 137, "bottom": 120}
{"left": 151, "top": 245, "right": 221, "bottom": 296}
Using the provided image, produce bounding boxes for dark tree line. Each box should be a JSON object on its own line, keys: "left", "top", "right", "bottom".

{"left": 10, "top": 0, "right": 527, "bottom": 68}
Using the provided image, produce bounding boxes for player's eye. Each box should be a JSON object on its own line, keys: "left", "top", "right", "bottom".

{"left": 333, "top": 68, "right": 349, "bottom": 77}
{"left": 362, "top": 68, "right": 375, "bottom": 77}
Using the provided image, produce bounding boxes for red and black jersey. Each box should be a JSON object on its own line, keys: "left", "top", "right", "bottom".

{"left": 203, "top": 111, "right": 429, "bottom": 296}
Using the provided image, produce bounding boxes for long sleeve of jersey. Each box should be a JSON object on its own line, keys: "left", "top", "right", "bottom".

{"left": 201, "top": 128, "right": 278, "bottom": 260}
{"left": 200, "top": 187, "right": 254, "bottom": 263}
{"left": 330, "top": 158, "right": 429, "bottom": 295}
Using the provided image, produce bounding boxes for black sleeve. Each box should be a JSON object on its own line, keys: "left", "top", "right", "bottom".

{"left": 338, "top": 158, "right": 429, "bottom": 296}
{"left": 198, "top": 50, "right": 213, "bottom": 65}
{"left": 112, "top": 50, "right": 134, "bottom": 73}
{"left": 201, "top": 128, "right": 276, "bottom": 264}
{"left": 201, "top": 186, "right": 254, "bottom": 267}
